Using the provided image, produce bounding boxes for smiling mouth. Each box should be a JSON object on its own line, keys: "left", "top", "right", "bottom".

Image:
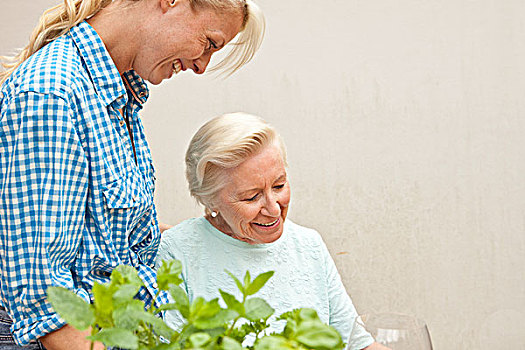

{"left": 253, "top": 218, "right": 280, "bottom": 228}
{"left": 172, "top": 59, "right": 182, "bottom": 74}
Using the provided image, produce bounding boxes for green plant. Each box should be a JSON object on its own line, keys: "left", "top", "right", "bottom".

{"left": 47, "top": 260, "right": 344, "bottom": 350}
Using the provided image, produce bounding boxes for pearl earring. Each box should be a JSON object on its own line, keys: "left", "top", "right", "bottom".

{"left": 169, "top": 0, "right": 176, "bottom": 6}
{"left": 211, "top": 211, "right": 218, "bottom": 218}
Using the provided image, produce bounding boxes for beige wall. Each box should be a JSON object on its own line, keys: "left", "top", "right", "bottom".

{"left": 2, "top": 1, "right": 524, "bottom": 349}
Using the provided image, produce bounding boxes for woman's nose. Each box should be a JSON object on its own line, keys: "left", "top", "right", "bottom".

{"left": 192, "top": 53, "right": 212, "bottom": 74}
{"left": 261, "top": 194, "right": 280, "bottom": 217}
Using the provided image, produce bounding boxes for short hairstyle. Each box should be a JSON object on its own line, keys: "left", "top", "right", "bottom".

{"left": 185, "top": 112, "right": 287, "bottom": 210}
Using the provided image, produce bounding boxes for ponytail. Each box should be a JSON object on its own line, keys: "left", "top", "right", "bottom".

{"left": 0, "top": 0, "right": 112, "bottom": 85}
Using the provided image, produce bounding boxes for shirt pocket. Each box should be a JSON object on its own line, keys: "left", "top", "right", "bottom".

{"left": 102, "top": 177, "right": 142, "bottom": 210}
{"left": 101, "top": 175, "right": 152, "bottom": 237}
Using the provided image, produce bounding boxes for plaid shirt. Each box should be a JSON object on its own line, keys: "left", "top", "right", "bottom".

{"left": 0, "top": 21, "right": 166, "bottom": 345}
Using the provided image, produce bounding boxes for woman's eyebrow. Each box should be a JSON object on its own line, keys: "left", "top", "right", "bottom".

{"left": 235, "top": 173, "right": 287, "bottom": 196}
{"left": 208, "top": 29, "right": 226, "bottom": 49}
{"left": 236, "top": 187, "right": 259, "bottom": 197}
{"left": 275, "top": 174, "right": 287, "bottom": 182}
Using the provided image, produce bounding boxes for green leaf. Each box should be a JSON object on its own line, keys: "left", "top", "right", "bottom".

{"left": 282, "top": 319, "right": 298, "bottom": 339}
{"left": 113, "top": 299, "right": 174, "bottom": 339}
{"left": 157, "top": 260, "right": 183, "bottom": 291}
{"left": 225, "top": 270, "right": 244, "bottom": 295}
{"left": 254, "top": 336, "right": 295, "bottom": 350}
{"left": 194, "top": 308, "right": 238, "bottom": 330}
{"left": 168, "top": 284, "right": 190, "bottom": 318}
{"left": 192, "top": 299, "right": 222, "bottom": 329}
{"left": 112, "top": 299, "right": 144, "bottom": 331}
{"left": 156, "top": 302, "right": 179, "bottom": 311}
{"left": 244, "top": 298, "right": 274, "bottom": 321}
{"left": 113, "top": 283, "right": 141, "bottom": 305}
{"left": 146, "top": 314, "right": 176, "bottom": 339}
{"left": 244, "top": 270, "right": 251, "bottom": 288}
{"left": 189, "top": 297, "right": 205, "bottom": 319}
{"left": 297, "top": 308, "right": 319, "bottom": 322}
{"left": 139, "top": 311, "right": 175, "bottom": 339}
{"left": 87, "top": 328, "right": 139, "bottom": 349}
{"left": 295, "top": 320, "right": 343, "bottom": 350}
{"left": 188, "top": 332, "right": 211, "bottom": 347}
{"left": 112, "top": 265, "right": 143, "bottom": 287}
{"left": 220, "top": 336, "right": 243, "bottom": 350}
{"left": 219, "top": 289, "right": 244, "bottom": 315}
{"left": 151, "top": 343, "right": 181, "bottom": 350}
{"left": 92, "top": 282, "right": 115, "bottom": 328}
{"left": 47, "top": 286, "right": 95, "bottom": 330}
{"left": 245, "top": 271, "right": 274, "bottom": 296}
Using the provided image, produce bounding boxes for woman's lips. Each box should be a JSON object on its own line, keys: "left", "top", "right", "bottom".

{"left": 172, "top": 59, "right": 182, "bottom": 74}
{"left": 253, "top": 217, "right": 280, "bottom": 228}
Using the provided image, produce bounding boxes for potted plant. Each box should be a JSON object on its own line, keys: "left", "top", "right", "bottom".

{"left": 47, "top": 260, "right": 345, "bottom": 350}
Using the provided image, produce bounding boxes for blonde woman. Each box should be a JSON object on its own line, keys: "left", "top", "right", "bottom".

{"left": 0, "top": 0, "right": 264, "bottom": 349}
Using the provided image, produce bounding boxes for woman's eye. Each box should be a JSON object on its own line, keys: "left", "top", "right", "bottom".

{"left": 243, "top": 194, "right": 258, "bottom": 202}
{"left": 207, "top": 39, "right": 218, "bottom": 51}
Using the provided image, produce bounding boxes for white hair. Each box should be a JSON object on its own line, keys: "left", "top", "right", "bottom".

{"left": 185, "top": 112, "right": 287, "bottom": 210}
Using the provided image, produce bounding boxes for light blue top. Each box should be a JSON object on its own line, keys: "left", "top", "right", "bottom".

{"left": 157, "top": 217, "right": 374, "bottom": 349}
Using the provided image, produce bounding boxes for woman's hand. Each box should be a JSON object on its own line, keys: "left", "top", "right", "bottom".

{"left": 40, "top": 325, "right": 104, "bottom": 350}
{"left": 363, "top": 342, "right": 392, "bottom": 350}
{"left": 159, "top": 222, "right": 173, "bottom": 233}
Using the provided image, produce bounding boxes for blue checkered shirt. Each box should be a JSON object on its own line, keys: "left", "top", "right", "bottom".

{"left": 0, "top": 21, "right": 167, "bottom": 345}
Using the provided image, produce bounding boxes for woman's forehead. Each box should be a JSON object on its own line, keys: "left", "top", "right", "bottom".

{"left": 223, "top": 147, "right": 287, "bottom": 187}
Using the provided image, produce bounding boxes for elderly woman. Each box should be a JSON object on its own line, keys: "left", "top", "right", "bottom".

{"left": 0, "top": 1, "right": 264, "bottom": 349}
{"left": 157, "top": 113, "right": 387, "bottom": 350}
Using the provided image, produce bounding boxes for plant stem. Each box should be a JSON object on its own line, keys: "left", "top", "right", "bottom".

{"left": 90, "top": 326, "right": 96, "bottom": 350}
{"left": 150, "top": 290, "right": 161, "bottom": 314}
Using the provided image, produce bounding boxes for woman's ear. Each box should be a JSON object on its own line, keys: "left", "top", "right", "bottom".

{"left": 160, "top": 0, "right": 178, "bottom": 13}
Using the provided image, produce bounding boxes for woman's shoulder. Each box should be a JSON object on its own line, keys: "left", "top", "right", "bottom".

{"left": 157, "top": 217, "right": 206, "bottom": 262}
{"left": 285, "top": 219, "right": 322, "bottom": 236}
{"left": 284, "top": 219, "right": 325, "bottom": 246}
{"left": 162, "top": 217, "right": 206, "bottom": 242}
{"left": 7, "top": 36, "right": 84, "bottom": 99}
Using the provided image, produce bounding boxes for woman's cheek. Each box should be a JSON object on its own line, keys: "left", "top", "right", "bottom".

{"left": 281, "top": 187, "right": 291, "bottom": 206}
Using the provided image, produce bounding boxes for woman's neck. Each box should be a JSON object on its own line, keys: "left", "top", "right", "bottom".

{"left": 204, "top": 214, "right": 256, "bottom": 244}
{"left": 87, "top": 2, "right": 142, "bottom": 74}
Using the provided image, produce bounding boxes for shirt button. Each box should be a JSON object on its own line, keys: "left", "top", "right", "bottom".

{"left": 139, "top": 91, "right": 146, "bottom": 97}
{"left": 153, "top": 283, "right": 158, "bottom": 289}
{"left": 119, "top": 120, "right": 125, "bottom": 126}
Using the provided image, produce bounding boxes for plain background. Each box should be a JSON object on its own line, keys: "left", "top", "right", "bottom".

{"left": 1, "top": 1, "right": 524, "bottom": 349}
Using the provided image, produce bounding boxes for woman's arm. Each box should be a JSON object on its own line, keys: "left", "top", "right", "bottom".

{"left": 1, "top": 92, "right": 90, "bottom": 345}
{"left": 40, "top": 326, "right": 104, "bottom": 350}
{"left": 318, "top": 237, "right": 376, "bottom": 349}
{"left": 159, "top": 222, "right": 174, "bottom": 233}
{"left": 363, "top": 342, "right": 391, "bottom": 350}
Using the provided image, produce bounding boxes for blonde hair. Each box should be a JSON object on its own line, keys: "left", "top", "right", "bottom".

{"left": 205, "top": 0, "right": 265, "bottom": 77}
{"left": 185, "top": 112, "right": 286, "bottom": 210}
{"left": 0, "top": 0, "right": 265, "bottom": 85}
{"left": 0, "top": 0, "right": 113, "bottom": 85}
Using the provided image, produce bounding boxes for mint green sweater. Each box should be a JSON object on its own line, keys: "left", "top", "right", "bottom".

{"left": 156, "top": 217, "right": 373, "bottom": 349}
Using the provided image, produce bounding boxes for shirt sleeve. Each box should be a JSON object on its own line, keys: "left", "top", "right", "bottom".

{"left": 0, "top": 91, "right": 90, "bottom": 345}
{"left": 155, "top": 228, "right": 188, "bottom": 331}
{"left": 321, "top": 240, "right": 375, "bottom": 350}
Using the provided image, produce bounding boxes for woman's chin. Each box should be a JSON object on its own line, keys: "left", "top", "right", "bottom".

{"left": 146, "top": 67, "right": 172, "bottom": 85}
{"left": 249, "top": 219, "right": 284, "bottom": 244}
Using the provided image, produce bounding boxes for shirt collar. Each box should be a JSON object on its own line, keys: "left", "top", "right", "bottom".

{"left": 122, "top": 70, "right": 150, "bottom": 105}
{"left": 68, "top": 21, "right": 149, "bottom": 107}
